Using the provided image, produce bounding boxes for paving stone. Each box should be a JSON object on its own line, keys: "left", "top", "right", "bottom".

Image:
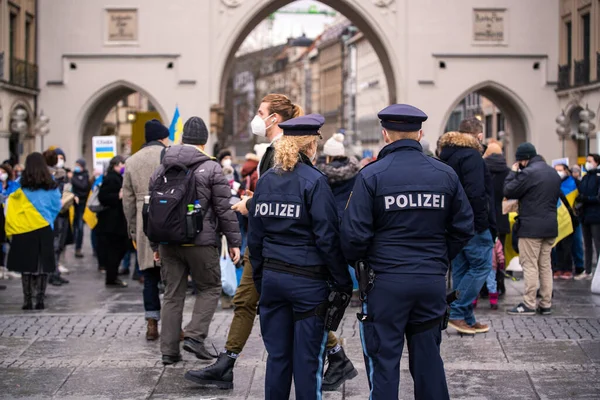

{"left": 447, "top": 370, "right": 537, "bottom": 399}
{"left": 499, "top": 339, "right": 591, "bottom": 365}
{"left": 579, "top": 340, "right": 600, "bottom": 363}
{"left": 154, "top": 365, "right": 253, "bottom": 398}
{"left": 0, "top": 337, "right": 33, "bottom": 359}
{"left": 20, "top": 337, "right": 109, "bottom": 360}
{"left": 0, "top": 367, "right": 72, "bottom": 397}
{"left": 55, "top": 367, "right": 161, "bottom": 399}
{"left": 529, "top": 370, "right": 600, "bottom": 399}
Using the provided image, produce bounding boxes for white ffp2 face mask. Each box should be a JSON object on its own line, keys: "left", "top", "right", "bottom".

{"left": 0, "top": 173, "right": 8, "bottom": 182}
{"left": 56, "top": 159, "right": 65, "bottom": 169}
{"left": 222, "top": 159, "right": 232, "bottom": 168}
{"left": 251, "top": 114, "right": 276, "bottom": 137}
{"left": 557, "top": 171, "right": 566, "bottom": 179}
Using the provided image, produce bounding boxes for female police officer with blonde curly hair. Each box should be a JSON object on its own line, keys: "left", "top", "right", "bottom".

{"left": 247, "top": 114, "right": 353, "bottom": 400}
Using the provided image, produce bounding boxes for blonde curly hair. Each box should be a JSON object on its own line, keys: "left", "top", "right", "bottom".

{"left": 274, "top": 135, "right": 317, "bottom": 172}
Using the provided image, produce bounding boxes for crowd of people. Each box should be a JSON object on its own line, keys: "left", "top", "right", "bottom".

{"left": 0, "top": 91, "right": 598, "bottom": 399}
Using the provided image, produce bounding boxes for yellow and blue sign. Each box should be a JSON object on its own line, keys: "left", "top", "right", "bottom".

{"left": 92, "top": 136, "right": 117, "bottom": 173}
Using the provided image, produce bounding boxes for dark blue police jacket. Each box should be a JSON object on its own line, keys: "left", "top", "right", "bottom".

{"left": 248, "top": 154, "right": 353, "bottom": 291}
{"left": 340, "top": 140, "right": 475, "bottom": 275}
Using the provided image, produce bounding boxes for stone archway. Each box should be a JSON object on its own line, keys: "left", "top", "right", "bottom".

{"left": 442, "top": 81, "right": 531, "bottom": 162}
{"left": 213, "top": 0, "right": 399, "bottom": 107}
{"left": 78, "top": 81, "right": 167, "bottom": 163}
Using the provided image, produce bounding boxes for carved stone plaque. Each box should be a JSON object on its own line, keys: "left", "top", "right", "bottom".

{"left": 473, "top": 9, "right": 505, "bottom": 42}
{"left": 106, "top": 9, "right": 138, "bottom": 42}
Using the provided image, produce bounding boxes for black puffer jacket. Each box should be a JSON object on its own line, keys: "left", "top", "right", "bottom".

{"left": 485, "top": 153, "right": 510, "bottom": 235}
{"left": 439, "top": 132, "right": 496, "bottom": 234}
{"left": 317, "top": 157, "right": 360, "bottom": 220}
{"left": 151, "top": 145, "right": 241, "bottom": 248}
{"left": 504, "top": 156, "right": 561, "bottom": 238}
{"left": 578, "top": 168, "right": 600, "bottom": 224}
{"left": 71, "top": 170, "right": 91, "bottom": 201}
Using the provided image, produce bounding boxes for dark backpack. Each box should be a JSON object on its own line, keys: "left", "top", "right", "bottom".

{"left": 145, "top": 162, "right": 202, "bottom": 245}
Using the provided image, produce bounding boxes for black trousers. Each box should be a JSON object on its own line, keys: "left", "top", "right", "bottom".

{"left": 97, "top": 234, "right": 129, "bottom": 284}
{"left": 553, "top": 233, "right": 574, "bottom": 273}
{"left": 582, "top": 223, "right": 600, "bottom": 274}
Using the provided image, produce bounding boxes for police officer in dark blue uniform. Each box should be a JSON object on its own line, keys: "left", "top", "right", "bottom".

{"left": 248, "top": 114, "right": 353, "bottom": 400}
{"left": 341, "top": 104, "right": 474, "bottom": 400}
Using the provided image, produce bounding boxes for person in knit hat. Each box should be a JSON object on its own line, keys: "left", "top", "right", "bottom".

{"left": 122, "top": 118, "right": 170, "bottom": 339}
{"left": 317, "top": 133, "right": 361, "bottom": 306}
{"left": 150, "top": 116, "right": 241, "bottom": 365}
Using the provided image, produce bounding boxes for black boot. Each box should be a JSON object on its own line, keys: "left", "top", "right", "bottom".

{"left": 184, "top": 352, "right": 236, "bottom": 389}
{"left": 496, "top": 270, "right": 506, "bottom": 296}
{"left": 35, "top": 274, "right": 48, "bottom": 310}
{"left": 21, "top": 275, "right": 33, "bottom": 310}
{"left": 322, "top": 347, "right": 358, "bottom": 391}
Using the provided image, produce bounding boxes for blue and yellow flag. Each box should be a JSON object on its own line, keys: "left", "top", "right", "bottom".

{"left": 5, "top": 188, "right": 61, "bottom": 236}
{"left": 561, "top": 176, "right": 579, "bottom": 207}
{"left": 505, "top": 199, "right": 575, "bottom": 266}
{"left": 169, "top": 106, "right": 183, "bottom": 144}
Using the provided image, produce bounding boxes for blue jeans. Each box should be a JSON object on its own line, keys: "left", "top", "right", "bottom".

{"left": 571, "top": 225, "right": 584, "bottom": 271}
{"left": 450, "top": 229, "right": 493, "bottom": 324}
{"left": 121, "top": 249, "right": 139, "bottom": 272}
{"left": 485, "top": 268, "right": 497, "bottom": 294}
{"left": 73, "top": 203, "right": 86, "bottom": 250}
{"left": 143, "top": 267, "right": 162, "bottom": 320}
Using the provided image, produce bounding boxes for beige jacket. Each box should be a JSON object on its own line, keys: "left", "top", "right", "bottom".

{"left": 122, "top": 142, "right": 165, "bottom": 270}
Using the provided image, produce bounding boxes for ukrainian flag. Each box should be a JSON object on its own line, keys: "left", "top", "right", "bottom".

{"left": 169, "top": 106, "right": 183, "bottom": 144}
{"left": 560, "top": 176, "right": 579, "bottom": 207}
{"left": 505, "top": 199, "right": 575, "bottom": 266}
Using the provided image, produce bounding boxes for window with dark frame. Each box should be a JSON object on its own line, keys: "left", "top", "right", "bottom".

{"left": 582, "top": 13, "right": 590, "bottom": 81}
{"left": 9, "top": 12, "right": 17, "bottom": 62}
{"left": 566, "top": 21, "right": 572, "bottom": 66}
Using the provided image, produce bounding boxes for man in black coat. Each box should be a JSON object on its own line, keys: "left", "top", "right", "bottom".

{"left": 505, "top": 143, "right": 561, "bottom": 316}
{"left": 438, "top": 117, "right": 495, "bottom": 335}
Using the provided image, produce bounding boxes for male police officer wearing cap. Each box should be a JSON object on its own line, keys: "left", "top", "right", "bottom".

{"left": 248, "top": 114, "right": 353, "bottom": 399}
{"left": 341, "top": 104, "right": 474, "bottom": 400}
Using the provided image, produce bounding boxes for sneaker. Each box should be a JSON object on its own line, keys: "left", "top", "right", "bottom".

{"left": 507, "top": 303, "right": 536, "bottom": 315}
{"left": 5, "top": 271, "right": 21, "bottom": 279}
{"left": 448, "top": 319, "right": 476, "bottom": 334}
{"left": 537, "top": 306, "right": 552, "bottom": 315}
{"left": 560, "top": 271, "right": 573, "bottom": 280}
{"left": 106, "top": 278, "right": 128, "bottom": 288}
{"left": 58, "top": 265, "right": 69, "bottom": 274}
{"left": 574, "top": 272, "right": 593, "bottom": 281}
{"left": 48, "top": 275, "right": 63, "bottom": 286}
{"left": 553, "top": 271, "right": 562, "bottom": 280}
{"left": 470, "top": 322, "right": 490, "bottom": 333}
{"left": 75, "top": 250, "right": 84, "bottom": 259}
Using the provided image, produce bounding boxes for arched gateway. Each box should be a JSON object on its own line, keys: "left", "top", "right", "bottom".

{"left": 38, "top": 0, "right": 560, "bottom": 162}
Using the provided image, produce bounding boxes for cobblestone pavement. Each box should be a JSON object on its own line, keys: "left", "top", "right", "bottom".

{"left": 0, "top": 247, "right": 599, "bottom": 399}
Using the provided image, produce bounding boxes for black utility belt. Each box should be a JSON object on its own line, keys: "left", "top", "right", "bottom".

{"left": 264, "top": 258, "right": 329, "bottom": 281}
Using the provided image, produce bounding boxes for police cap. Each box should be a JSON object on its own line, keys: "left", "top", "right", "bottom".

{"left": 279, "top": 114, "right": 325, "bottom": 136}
{"left": 378, "top": 104, "right": 428, "bottom": 132}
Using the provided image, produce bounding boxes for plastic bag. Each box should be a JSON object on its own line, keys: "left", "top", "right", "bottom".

{"left": 220, "top": 236, "right": 238, "bottom": 296}
{"left": 87, "top": 185, "right": 106, "bottom": 213}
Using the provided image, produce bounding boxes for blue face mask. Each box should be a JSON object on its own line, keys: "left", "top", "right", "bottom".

{"left": 74, "top": 166, "right": 82, "bottom": 173}
{"left": 119, "top": 166, "right": 125, "bottom": 175}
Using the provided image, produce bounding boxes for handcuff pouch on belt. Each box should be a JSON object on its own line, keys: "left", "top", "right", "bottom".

{"left": 294, "top": 291, "right": 351, "bottom": 331}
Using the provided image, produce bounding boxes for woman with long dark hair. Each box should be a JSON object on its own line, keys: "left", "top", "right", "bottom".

{"left": 96, "top": 155, "right": 129, "bottom": 288}
{"left": 5, "top": 153, "right": 61, "bottom": 310}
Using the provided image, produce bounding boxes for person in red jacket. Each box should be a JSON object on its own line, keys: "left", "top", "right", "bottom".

{"left": 240, "top": 153, "right": 259, "bottom": 194}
